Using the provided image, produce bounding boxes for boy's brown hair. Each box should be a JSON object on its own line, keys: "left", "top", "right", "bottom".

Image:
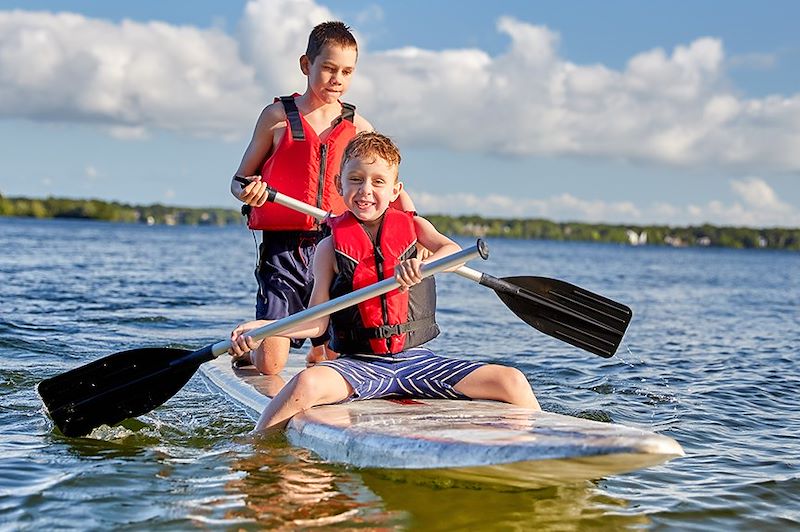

{"left": 306, "top": 21, "right": 358, "bottom": 63}
{"left": 340, "top": 132, "right": 402, "bottom": 180}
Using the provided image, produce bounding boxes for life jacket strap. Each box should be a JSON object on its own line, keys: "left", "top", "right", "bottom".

{"left": 279, "top": 96, "right": 306, "bottom": 141}
{"left": 340, "top": 102, "right": 356, "bottom": 123}
{"left": 333, "top": 316, "right": 436, "bottom": 341}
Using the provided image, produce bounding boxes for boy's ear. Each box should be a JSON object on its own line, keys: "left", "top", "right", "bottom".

{"left": 392, "top": 180, "right": 404, "bottom": 201}
{"left": 299, "top": 54, "right": 310, "bottom": 75}
{"left": 335, "top": 174, "right": 343, "bottom": 194}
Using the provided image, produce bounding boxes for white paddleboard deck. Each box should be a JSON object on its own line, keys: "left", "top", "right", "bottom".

{"left": 201, "top": 356, "right": 684, "bottom": 489}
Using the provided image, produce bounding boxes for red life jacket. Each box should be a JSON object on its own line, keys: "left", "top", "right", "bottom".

{"left": 328, "top": 210, "right": 439, "bottom": 355}
{"left": 246, "top": 94, "right": 355, "bottom": 231}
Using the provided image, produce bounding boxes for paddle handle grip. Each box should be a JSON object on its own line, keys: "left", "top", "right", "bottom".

{"left": 243, "top": 180, "right": 491, "bottom": 288}
{"left": 208, "top": 241, "right": 489, "bottom": 357}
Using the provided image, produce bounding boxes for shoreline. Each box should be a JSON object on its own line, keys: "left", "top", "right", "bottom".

{"left": 1, "top": 194, "right": 798, "bottom": 250}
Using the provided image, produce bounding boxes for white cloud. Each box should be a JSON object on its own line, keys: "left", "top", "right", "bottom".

{"left": 728, "top": 52, "right": 777, "bottom": 71}
{"left": 107, "top": 125, "right": 149, "bottom": 140}
{"left": 236, "top": 0, "right": 335, "bottom": 93}
{"left": 410, "top": 178, "right": 800, "bottom": 228}
{"left": 354, "top": 4, "right": 384, "bottom": 26}
{"left": 731, "top": 177, "right": 782, "bottom": 208}
{"left": 411, "top": 190, "right": 642, "bottom": 223}
{"left": 0, "top": 0, "right": 799, "bottom": 176}
{"left": 358, "top": 29, "right": 800, "bottom": 173}
{"left": 0, "top": 9, "right": 262, "bottom": 137}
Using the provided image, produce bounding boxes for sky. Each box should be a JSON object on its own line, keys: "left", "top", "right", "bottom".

{"left": 1, "top": 0, "right": 799, "bottom": 227}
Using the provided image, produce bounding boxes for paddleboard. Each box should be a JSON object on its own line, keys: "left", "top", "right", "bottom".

{"left": 201, "top": 357, "right": 684, "bottom": 490}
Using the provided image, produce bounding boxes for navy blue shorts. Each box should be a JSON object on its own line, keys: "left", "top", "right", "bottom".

{"left": 255, "top": 230, "right": 324, "bottom": 349}
{"left": 317, "top": 348, "right": 486, "bottom": 401}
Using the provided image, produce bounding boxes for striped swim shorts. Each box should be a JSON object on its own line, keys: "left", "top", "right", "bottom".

{"left": 316, "top": 347, "right": 485, "bottom": 402}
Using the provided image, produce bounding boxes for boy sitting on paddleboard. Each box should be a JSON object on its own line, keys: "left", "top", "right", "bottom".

{"left": 231, "top": 21, "right": 419, "bottom": 376}
{"left": 229, "top": 132, "right": 541, "bottom": 431}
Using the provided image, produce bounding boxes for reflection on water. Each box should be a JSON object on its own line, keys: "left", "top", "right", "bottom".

{"left": 215, "top": 438, "right": 400, "bottom": 529}
{"left": 362, "top": 470, "right": 653, "bottom": 530}
{"left": 202, "top": 436, "right": 654, "bottom": 531}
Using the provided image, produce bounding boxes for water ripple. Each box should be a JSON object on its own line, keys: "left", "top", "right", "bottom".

{"left": 2, "top": 219, "right": 799, "bottom": 529}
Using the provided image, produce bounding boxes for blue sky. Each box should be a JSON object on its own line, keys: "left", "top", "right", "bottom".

{"left": 1, "top": 0, "right": 799, "bottom": 227}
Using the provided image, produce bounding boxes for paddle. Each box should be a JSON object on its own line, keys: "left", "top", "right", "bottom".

{"left": 37, "top": 243, "right": 487, "bottom": 438}
{"left": 236, "top": 176, "right": 633, "bottom": 358}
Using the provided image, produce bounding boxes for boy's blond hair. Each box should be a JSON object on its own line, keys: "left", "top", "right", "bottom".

{"left": 306, "top": 21, "right": 358, "bottom": 63}
{"left": 340, "top": 132, "right": 402, "bottom": 180}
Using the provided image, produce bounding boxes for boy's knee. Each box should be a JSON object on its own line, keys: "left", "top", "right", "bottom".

{"left": 483, "top": 365, "right": 532, "bottom": 398}
{"left": 290, "top": 367, "right": 350, "bottom": 406}
{"left": 500, "top": 366, "right": 531, "bottom": 393}
{"left": 254, "top": 341, "right": 288, "bottom": 375}
{"left": 290, "top": 370, "right": 330, "bottom": 403}
{"left": 291, "top": 371, "right": 317, "bottom": 395}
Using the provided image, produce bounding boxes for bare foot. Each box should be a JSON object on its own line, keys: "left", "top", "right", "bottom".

{"left": 305, "top": 344, "right": 339, "bottom": 367}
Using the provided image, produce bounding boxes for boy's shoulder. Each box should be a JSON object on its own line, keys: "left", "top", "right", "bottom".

{"left": 258, "top": 100, "right": 288, "bottom": 127}
{"left": 317, "top": 234, "right": 335, "bottom": 254}
{"left": 353, "top": 112, "right": 373, "bottom": 133}
{"left": 314, "top": 235, "right": 337, "bottom": 267}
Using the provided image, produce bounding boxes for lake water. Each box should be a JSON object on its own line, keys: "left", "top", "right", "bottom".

{"left": 1, "top": 216, "right": 798, "bottom": 530}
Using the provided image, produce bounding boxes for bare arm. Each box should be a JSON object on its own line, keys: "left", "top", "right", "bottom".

{"left": 229, "top": 103, "right": 285, "bottom": 205}
{"left": 413, "top": 216, "right": 460, "bottom": 263}
{"left": 394, "top": 216, "right": 461, "bottom": 290}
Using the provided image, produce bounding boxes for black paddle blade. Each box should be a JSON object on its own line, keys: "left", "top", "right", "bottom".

{"left": 484, "top": 275, "right": 632, "bottom": 358}
{"left": 37, "top": 347, "right": 204, "bottom": 437}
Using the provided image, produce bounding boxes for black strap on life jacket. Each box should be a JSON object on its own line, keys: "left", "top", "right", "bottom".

{"left": 340, "top": 102, "right": 356, "bottom": 123}
{"left": 280, "top": 97, "right": 355, "bottom": 139}
{"left": 333, "top": 316, "right": 437, "bottom": 341}
{"left": 279, "top": 96, "right": 305, "bottom": 141}
{"left": 331, "top": 102, "right": 357, "bottom": 128}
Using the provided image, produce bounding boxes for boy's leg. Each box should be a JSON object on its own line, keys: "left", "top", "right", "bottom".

{"left": 251, "top": 337, "right": 291, "bottom": 375}
{"left": 255, "top": 365, "right": 353, "bottom": 432}
{"left": 246, "top": 231, "right": 320, "bottom": 374}
{"left": 453, "top": 364, "right": 541, "bottom": 410}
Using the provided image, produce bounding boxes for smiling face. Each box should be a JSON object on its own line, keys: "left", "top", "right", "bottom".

{"left": 301, "top": 44, "right": 358, "bottom": 105}
{"left": 337, "top": 155, "right": 402, "bottom": 225}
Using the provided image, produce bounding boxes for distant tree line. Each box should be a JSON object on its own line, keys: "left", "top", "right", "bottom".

{"left": 425, "top": 216, "right": 799, "bottom": 250}
{"left": 1, "top": 193, "right": 798, "bottom": 250}
{"left": 0, "top": 194, "right": 242, "bottom": 226}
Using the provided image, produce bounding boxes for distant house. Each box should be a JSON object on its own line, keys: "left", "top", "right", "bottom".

{"left": 664, "top": 235, "right": 684, "bottom": 247}
{"left": 626, "top": 230, "right": 647, "bottom": 246}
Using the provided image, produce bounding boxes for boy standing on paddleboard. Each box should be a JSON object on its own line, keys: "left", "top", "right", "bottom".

{"left": 231, "top": 22, "right": 416, "bottom": 375}
{"left": 229, "top": 132, "right": 541, "bottom": 432}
